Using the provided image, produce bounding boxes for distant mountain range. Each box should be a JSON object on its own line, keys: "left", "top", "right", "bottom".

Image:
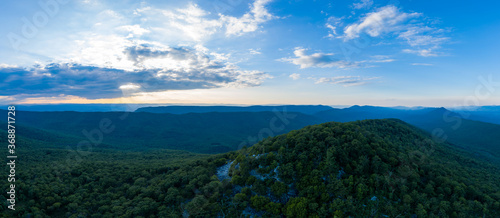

{"left": 450, "top": 106, "right": 500, "bottom": 125}
{"left": 5, "top": 104, "right": 500, "bottom": 125}
{"left": 135, "top": 105, "right": 333, "bottom": 114}
{"left": 4, "top": 110, "right": 319, "bottom": 153}
{"left": 2, "top": 104, "right": 499, "bottom": 163}
{"left": 136, "top": 104, "right": 500, "bottom": 126}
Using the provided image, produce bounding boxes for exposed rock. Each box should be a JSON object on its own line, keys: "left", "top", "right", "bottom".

{"left": 216, "top": 160, "right": 234, "bottom": 181}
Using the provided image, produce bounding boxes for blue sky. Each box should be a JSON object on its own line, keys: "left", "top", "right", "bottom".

{"left": 1, "top": 0, "right": 499, "bottom": 106}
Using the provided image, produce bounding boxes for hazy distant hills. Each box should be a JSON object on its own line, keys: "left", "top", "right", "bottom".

{"left": 135, "top": 104, "right": 500, "bottom": 126}
{"left": 5, "top": 110, "right": 320, "bottom": 153}
{"left": 7, "top": 103, "right": 500, "bottom": 125}
{"left": 451, "top": 106, "right": 500, "bottom": 125}
{"left": 3, "top": 105, "right": 499, "bottom": 162}
{"left": 314, "top": 105, "right": 437, "bottom": 122}
{"left": 135, "top": 105, "right": 334, "bottom": 115}
{"left": 0, "top": 104, "right": 145, "bottom": 112}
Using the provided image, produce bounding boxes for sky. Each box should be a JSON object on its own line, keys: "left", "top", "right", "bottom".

{"left": 1, "top": 0, "right": 500, "bottom": 107}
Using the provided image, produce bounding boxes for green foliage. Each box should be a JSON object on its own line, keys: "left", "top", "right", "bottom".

{"left": 0, "top": 141, "right": 235, "bottom": 217}
{"left": 6, "top": 110, "right": 318, "bottom": 153}
{"left": 228, "top": 119, "right": 500, "bottom": 217}
{"left": 1, "top": 118, "right": 498, "bottom": 217}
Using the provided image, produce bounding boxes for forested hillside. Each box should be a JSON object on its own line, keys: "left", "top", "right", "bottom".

{"left": 220, "top": 119, "right": 500, "bottom": 217}
{"left": 2, "top": 119, "right": 498, "bottom": 217}
{"left": 5, "top": 105, "right": 500, "bottom": 163}
{"left": 135, "top": 105, "right": 333, "bottom": 115}
{"left": 316, "top": 107, "right": 500, "bottom": 164}
{"left": 3, "top": 110, "right": 319, "bottom": 153}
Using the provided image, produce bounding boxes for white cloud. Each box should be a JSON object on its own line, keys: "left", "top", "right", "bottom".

{"left": 249, "top": 48, "right": 262, "bottom": 55}
{"left": 325, "top": 16, "right": 343, "bottom": 38}
{"left": 338, "top": 5, "right": 449, "bottom": 57}
{"left": 100, "top": 9, "right": 123, "bottom": 19}
{"left": 221, "top": 0, "right": 277, "bottom": 36}
{"left": 370, "top": 59, "right": 395, "bottom": 63}
{"left": 133, "top": 6, "right": 151, "bottom": 16}
{"left": 367, "top": 55, "right": 396, "bottom": 63}
{"left": 411, "top": 63, "right": 433, "bottom": 66}
{"left": 116, "top": 25, "right": 151, "bottom": 37}
{"left": 161, "top": 3, "right": 223, "bottom": 41}
{"left": 280, "top": 48, "right": 357, "bottom": 69}
{"left": 314, "top": 76, "right": 378, "bottom": 87}
{"left": 289, "top": 73, "right": 300, "bottom": 80}
{"left": 343, "top": 6, "right": 421, "bottom": 40}
{"left": 132, "top": 0, "right": 277, "bottom": 42}
{"left": 403, "top": 48, "right": 439, "bottom": 57}
{"left": 64, "top": 34, "right": 135, "bottom": 70}
{"left": 0, "top": 64, "right": 19, "bottom": 69}
{"left": 353, "top": 0, "right": 373, "bottom": 10}
{"left": 119, "top": 83, "right": 141, "bottom": 90}
{"left": 398, "top": 26, "right": 449, "bottom": 47}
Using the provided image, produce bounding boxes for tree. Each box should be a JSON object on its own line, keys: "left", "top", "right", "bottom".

{"left": 286, "top": 197, "right": 308, "bottom": 217}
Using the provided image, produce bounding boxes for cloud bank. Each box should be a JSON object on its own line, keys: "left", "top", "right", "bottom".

{"left": 0, "top": 45, "right": 271, "bottom": 99}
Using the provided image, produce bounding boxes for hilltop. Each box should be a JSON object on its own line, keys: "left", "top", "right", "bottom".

{"left": 216, "top": 119, "right": 500, "bottom": 217}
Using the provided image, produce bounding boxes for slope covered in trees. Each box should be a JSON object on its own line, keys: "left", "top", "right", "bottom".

{"left": 135, "top": 105, "right": 333, "bottom": 115}
{"left": 4, "top": 105, "right": 499, "bottom": 165}
{"left": 3, "top": 110, "right": 320, "bottom": 153}
{"left": 221, "top": 119, "right": 500, "bottom": 217}
{"left": 2, "top": 119, "right": 498, "bottom": 217}
{"left": 315, "top": 107, "right": 500, "bottom": 164}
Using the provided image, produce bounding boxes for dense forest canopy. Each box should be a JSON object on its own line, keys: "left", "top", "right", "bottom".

{"left": 4, "top": 106, "right": 500, "bottom": 165}
{"left": 1, "top": 119, "right": 498, "bottom": 217}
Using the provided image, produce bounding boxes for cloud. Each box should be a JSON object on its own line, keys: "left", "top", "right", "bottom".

{"left": 280, "top": 48, "right": 357, "bottom": 69}
{"left": 403, "top": 48, "right": 439, "bottom": 57}
{"left": 352, "top": 0, "right": 373, "bottom": 10}
{"left": 123, "top": 45, "right": 208, "bottom": 69}
{"left": 367, "top": 55, "right": 396, "bottom": 63}
{"left": 221, "top": 0, "right": 277, "bottom": 36}
{"left": 325, "top": 16, "right": 344, "bottom": 38}
{"left": 116, "top": 24, "right": 151, "bottom": 38}
{"left": 0, "top": 44, "right": 272, "bottom": 99}
{"left": 397, "top": 26, "right": 449, "bottom": 47}
{"left": 134, "top": 0, "right": 277, "bottom": 42}
{"left": 411, "top": 63, "right": 433, "bottom": 66}
{"left": 0, "top": 1, "right": 278, "bottom": 101}
{"left": 343, "top": 6, "right": 421, "bottom": 40}
{"left": 0, "top": 64, "right": 19, "bottom": 69}
{"left": 338, "top": 5, "right": 449, "bottom": 57}
{"left": 289, "top": 73, "right": 300, "bottom": 80}
{"left": 314, "top": 76, "right": 378, "bottom": 87}
{"left": 160, "top": 3, "right": 223, "bottom": 41}
{"left": 119, "top": 83, "right": 141, "bottom": 90}
{"left": 249, "top": 48, "right": 262, "bottom": 55}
